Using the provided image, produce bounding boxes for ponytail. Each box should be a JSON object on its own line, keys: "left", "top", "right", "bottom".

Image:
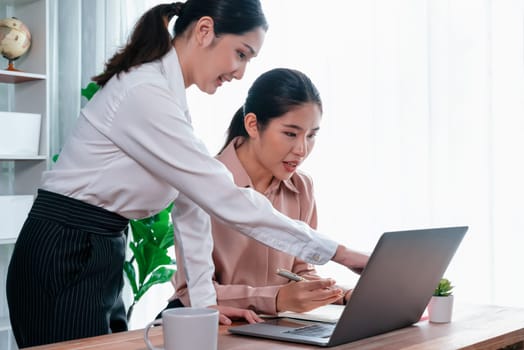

{"left": 93, "top": 1, "right": 266, "bottom": 87}
{"left": 93, "top": 0, "right": 266, "bottom": 87}
{"left": 220, "top": 106, "right": 249, "bottom": 153}
{"left": 220, "top": 68, "right": 322, "bottom": 153}
{"left": 92, "top": 3, "right": 184, "bottom": 86}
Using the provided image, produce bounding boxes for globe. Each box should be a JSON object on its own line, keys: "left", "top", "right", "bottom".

{"left": 0, "top": 17, "right": 31, "bottom": 71}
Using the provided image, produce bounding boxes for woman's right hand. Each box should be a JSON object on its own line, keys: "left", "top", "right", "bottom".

{"left": 276, "top": 278, "right": 344, "bottom": 313}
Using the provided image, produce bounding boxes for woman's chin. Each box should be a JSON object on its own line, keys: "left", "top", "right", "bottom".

{"left": 197, "top": 82, "right": 218, "bottom": 95}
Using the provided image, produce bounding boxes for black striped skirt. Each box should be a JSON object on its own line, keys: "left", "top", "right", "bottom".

{"left": 6, "top": 189, "right": 129, "bottom": 348}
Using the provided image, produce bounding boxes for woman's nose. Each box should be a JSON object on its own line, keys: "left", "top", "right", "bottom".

{"left": 232, "top": 63, "right": 247, "bottom": 80}
{"left": 294, "top": 138, "right": 307, "bottom": 156}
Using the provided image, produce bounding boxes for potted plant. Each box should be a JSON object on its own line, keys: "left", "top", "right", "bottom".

{"left": 427, "top": 278, "right": 454, "bottom": 323}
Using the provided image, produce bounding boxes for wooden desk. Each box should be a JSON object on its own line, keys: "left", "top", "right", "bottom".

{"left": 27, "top": 304, "right": 524, "bottom": 350}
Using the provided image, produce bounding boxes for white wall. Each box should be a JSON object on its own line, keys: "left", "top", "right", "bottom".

{"left": 185, "top": 0, "right": 524, "bottom": 308}
{"left": 126, "top": 0, "right": 524, "bottom": 327}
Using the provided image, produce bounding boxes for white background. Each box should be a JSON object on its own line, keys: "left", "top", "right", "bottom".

{"left": 64, "top": 0, "right": 524, "bottom": 329}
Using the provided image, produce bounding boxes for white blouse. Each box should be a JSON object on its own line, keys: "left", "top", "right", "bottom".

{"left": 41, "top": 48, "right": 338, "bottom": 307}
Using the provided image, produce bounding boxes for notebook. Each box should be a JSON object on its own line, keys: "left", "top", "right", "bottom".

{"left": 229, "top": 226, "right": 468, "bottom": 347}
{"left": 276, "top": 304, "right": 344, "bottom": 323}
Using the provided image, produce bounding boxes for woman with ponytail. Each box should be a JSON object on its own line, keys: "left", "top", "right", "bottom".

{"left": 7, "top": 2, "right": 367, "bottom": 348}
{"left": 168, "top": 68, "right": 354, "bottom": 317}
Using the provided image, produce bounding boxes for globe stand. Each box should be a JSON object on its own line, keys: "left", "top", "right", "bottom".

{"left": 6, "top": 59, "right": 21, "bottom": 71}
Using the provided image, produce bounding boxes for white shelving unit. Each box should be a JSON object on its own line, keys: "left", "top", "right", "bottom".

{"left": 0, "top": 314, "right": 15, "bottom": 350}
{"left": 0, "top": 0, "right": 49, "bottom": 349}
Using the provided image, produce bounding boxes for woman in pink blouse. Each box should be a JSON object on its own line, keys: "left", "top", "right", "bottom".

{"left": 168, "top": 68, "right": 354, "bottom": 315}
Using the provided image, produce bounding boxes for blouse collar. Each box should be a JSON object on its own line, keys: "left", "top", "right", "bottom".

{"left": 217, "top": 137, "right": 300, "bottom": 194}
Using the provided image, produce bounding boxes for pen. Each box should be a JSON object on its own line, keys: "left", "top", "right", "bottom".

{"left": 276, "top": 268, "right": 307, "bottom": 282}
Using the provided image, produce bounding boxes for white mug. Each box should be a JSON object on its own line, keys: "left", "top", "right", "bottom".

{"left": 144, "top": 307, "right": 219, "bottom": 350}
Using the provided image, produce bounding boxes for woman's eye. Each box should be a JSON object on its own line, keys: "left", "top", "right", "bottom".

{"left": 308, "top": 133, "right": 317, "bottom": 139}
{"left": 237, "top": 51, "right": 246, "bottom": 59}
{"left": 284, "top": 132, "right": 296, "bottom": 137}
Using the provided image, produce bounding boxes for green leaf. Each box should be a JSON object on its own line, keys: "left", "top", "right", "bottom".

{"left": 136, "top": 267, "right": 176, "bottom": 300}
{"left": 81, "top": 82, "right": 100, "bottom": 101}
{"left": 142, "top": 244, "right": 172, "bottom": 279}
{"left": 123, "top": 261, "right": 138, "bottom": 296}
{"left": 125, "top": 202, "right": 176, "bottom": 308}
{"left": 130, "top": 219, "right": 153, "bottom": 242}
{"left": 129, "top": 242, "right": 148, "bottom": 285}
{"left": 433, "top": 278, "right": 454, "bottom": 296}
{"left": 159, "top": 229, "right": 174, "bottom": 250}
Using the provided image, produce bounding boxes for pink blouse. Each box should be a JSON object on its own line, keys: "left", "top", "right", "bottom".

{"left": 172, "top": 137, "right": 323, "bottom": 314}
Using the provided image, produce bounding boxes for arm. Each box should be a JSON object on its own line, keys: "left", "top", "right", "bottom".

{"left": 214, "top": 282, "right": 281, "bottom": 315}
{"left": 276, "top": 187, "right": 344, "bottom": 311}
{"left": 332, "top": 245, "right": 369, "bottom": 274}
{"left": 171, "top": 192, "right": 216, "bottom": 307}
{"left": 109, "top": 85, "right": 362, "bottom": 306}
{"left": 290, "top": 182, "right": 322, "bottom": 281}
{"left": 110, "top": 85, "right": 338, "bottom": 261}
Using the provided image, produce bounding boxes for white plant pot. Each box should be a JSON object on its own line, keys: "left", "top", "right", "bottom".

{"left": 427, "top": 295, "right": 454, "bottom": 323}
{"left": 0, "top": 111, "right": 42, "bottom": 156}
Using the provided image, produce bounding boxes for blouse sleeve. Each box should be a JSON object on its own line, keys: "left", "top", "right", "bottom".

{"left": 292, "top": 178, "right": 322, "bottom": 280}
{"left": 109, "top": 84, "right": 338, "bottom": 306}
{"left": 171, "top": 192, "right": 216, "bottom": 307}
{"left": 214, "top": 281, "right": 281, "bottom": 315}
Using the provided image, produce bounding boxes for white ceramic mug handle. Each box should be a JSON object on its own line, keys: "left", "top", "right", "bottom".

{"left": 144, "top": 319, "right": 163, "bottom": 350}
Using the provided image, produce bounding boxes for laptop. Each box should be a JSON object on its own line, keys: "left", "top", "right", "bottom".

{"left": 228, "top": 226, "right": 468, "bottom": 347}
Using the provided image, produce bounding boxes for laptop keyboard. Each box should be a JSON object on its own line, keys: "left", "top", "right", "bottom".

{"left": 283, "top": 323, "right": 335, "bottom": 338}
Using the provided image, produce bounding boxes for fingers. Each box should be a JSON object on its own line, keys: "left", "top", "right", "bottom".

{"left": 243, "top": 310, "right": 264, "bottom": 324}
{"left": 298, "top": 278, "right": 336, "bottom": 290}
{"left": 288, "top": 279, "right": 344, "bottom": 302}
{"left": 312, "top": 295, "right": 343, "bottom": 308}
{"left": 295, "top": 291, "right": 343, "bottom": 313}
{"left": 209, "top": 305, "right": 233, "bottom": 325}
{"left": 349, "top": 266, "right": 365, "bottom": 275}
{"left": 344, "top": 289, "right": 354, "bottom": 303}
{"left": 211, "top": 305, "right": 264, "bottom": 325}
{"left": 219, "top": 313, "right": 232, "bottom": 325}
{"left": 309, "top": 286, "right": 344, "bottom": 302}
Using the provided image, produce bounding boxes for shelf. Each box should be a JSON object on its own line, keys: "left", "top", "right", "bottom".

{"left": 1, "top": 0, "right": 40, "bottom": 5}
{"left": 0, "top": 238, "right": 16, "bottom": 245}
{"left": 0, "top": 69, "right": 46, "bottom": 84}
{"left": 0, "top": 317, "right": 10, "bottom": 332}
{"left": 0, "top": 155, "right": 47, "bottom": 160}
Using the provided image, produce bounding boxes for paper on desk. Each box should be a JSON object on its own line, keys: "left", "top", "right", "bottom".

{"left": 277, "top": 304, "right": 345, "bottom": 323}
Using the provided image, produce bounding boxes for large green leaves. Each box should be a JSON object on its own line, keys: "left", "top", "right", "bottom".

{"left": 125, "top": 203, "right": 176, "bottom": 311}
{"left": 135, "top": 266, "right": 175, "bottom": 301}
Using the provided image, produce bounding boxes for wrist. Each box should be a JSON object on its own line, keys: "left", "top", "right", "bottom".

{"left": 275, "top": 287, "right": 283, "bottom": 313}
{"left": 333, "top": 245, "right": 350, "bottom": 266}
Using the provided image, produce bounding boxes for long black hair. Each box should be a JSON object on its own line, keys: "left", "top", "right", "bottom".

{"left": 93, "top": 0, "right": 268, "bottom": 86}
{"left": 220, "top": 68, "right": 322, "bottom": 153}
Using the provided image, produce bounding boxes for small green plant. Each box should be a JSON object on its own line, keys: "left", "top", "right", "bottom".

{"left": 433, "top": 278, "right": 454, "bottom": 297}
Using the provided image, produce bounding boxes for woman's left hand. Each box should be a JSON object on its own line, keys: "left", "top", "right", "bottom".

{"left": 332, "top": 245, "right": 370, "bottom": 274}
{"left": 208, "top": 305, "right": 264, "bottom": 325}
{"left": 343, "top": 289, "right": 354, "bottom": 303}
